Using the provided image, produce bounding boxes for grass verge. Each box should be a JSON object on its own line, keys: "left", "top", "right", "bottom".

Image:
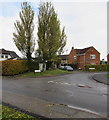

{"left": 19, "top": 69, "right": 72, "bottom": 77}
{"left": 2, "top": 105, "right": 35, "bottom": 119}
{"left": 107, "top": 74, "right": 109, "bottom": 78}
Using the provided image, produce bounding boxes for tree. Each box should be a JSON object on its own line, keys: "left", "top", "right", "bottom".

{"left": 13, "top": 2, "right": 35, "bottom": 71}
{"left": 37, "top": 2, "right": 67, "bottom": 69}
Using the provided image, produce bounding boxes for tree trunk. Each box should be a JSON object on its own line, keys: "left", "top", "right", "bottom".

{"left": 27, "top": 47, "right": 32, "bottom": 71}
{"left": 46, "top": 61, "right": 52, "bottom": 70}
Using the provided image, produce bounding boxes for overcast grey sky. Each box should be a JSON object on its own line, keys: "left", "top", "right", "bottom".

{"left": 0, "top": 0, "right": 107, "bottom": 60}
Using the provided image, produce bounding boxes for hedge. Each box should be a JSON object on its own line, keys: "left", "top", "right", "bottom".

{"left": 1, "top": 60, "right": 39, "bottom": 76}
{"left": 1, "top": 60, "right": 28, "bottom": 76}
{"left": 85, "top": 64, "right": 109, "bottom": 71}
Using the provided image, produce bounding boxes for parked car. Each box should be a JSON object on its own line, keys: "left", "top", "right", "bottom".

{"left": 64, "top": 65, "right": 73, "bottom": 71}
{"left": 59, "top": 65, "right": 65, "bottom": 70}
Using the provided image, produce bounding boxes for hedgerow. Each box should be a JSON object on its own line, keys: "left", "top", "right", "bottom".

{"left": 85, "top": 64, "right": 109, "bottom": 71}
{"left": 2, "top": 60, "right": 28, "bottom": 76}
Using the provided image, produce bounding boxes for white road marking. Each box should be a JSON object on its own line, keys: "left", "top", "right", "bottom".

{"left": 48, "top": 81, "right": 77, "bottom": 86}
{"left": 67, "top": 105, "right": 103, "bottom": 117}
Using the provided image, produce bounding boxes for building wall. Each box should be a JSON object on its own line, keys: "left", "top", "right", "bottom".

{"left": 77, "top": 54, "right": 85, "bottom": 69}
{"left": 85, "top": 47, "right": 100, "bottom": 65}
{"left": 61, "top": 60, "right": 67, "bottom": 64}
{"left": 61, "top": 47, "right": 100, "bottom": 69}
{"left": 0, "top": 54, "right": 11, "bottom": 61}
{"left": 77, "top": 48, "right": 100, "bottom": 69}
{"left": 68, "top": 48, "right": 77, "bottom": 64}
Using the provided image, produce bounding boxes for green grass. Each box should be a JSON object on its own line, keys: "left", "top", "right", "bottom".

{"left": 2, "top": 106, "right": 35, "bottom": 119}
{"left": 19, "top": 69, "right": 72, "bottom": 77}
{"left": 0, "top": 105, "right": 2, "bottom": 119}
{"left": 107, "top": 74, "right": 109, "bottom": 78}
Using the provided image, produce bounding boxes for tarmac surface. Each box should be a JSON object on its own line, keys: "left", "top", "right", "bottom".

{"left": 2, "top": 71, "right": 109, "bottom": 118}
{"left": 3, "top": 90, "right": 105, "bottom": 118}
{"left": 93, "top": 73, "right": 109, "bottom": 85}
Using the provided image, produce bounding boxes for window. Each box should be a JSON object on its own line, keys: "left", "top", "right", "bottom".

{"left": 1, "top": 55, "right": 4, "bottom": 58}
{"left": 91, "top": 63, "right": 96, "bottom": 65}
{"left": 90, "top": 54, "right": 96, "bottom": 59}
{"left": 74, "top": 56, "right": 76, "bottom": 60}
{"left": 5, "top": 55, "right": 8, "bottom": 58}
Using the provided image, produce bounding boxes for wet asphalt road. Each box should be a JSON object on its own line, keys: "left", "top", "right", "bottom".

{"left": 2, "top": 71, "right": 108, "bottom": 116}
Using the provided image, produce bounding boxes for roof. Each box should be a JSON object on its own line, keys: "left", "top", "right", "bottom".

{"left": 59, "top": 55, "right": 68, "bottom": 60}
{"left": 0, "top": 49, "right": 20, "bottom": 58}
{"left": 75, "top": 46, "right": 95, "bottom": 54}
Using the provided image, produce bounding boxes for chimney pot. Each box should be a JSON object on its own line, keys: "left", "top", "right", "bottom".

{"left": 72, "top": 47, "right": 74, "bottom": 49}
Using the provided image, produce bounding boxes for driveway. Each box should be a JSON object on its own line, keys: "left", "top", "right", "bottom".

{"left": 2, "top": 71, "right": 108, "bottom": 117}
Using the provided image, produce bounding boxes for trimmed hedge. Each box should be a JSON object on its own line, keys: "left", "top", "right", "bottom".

{"left": 1, "top": 60, "right": 39, "bottom": 76}
{"left": 85, "top": 64, "right": 109, "bottom": 71}
{"left": 2, "top": 60, "right": 28, "bottom": 76}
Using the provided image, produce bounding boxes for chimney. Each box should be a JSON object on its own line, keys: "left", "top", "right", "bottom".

{"left": 72, "top": 47, "right": 74, "bottom": 50}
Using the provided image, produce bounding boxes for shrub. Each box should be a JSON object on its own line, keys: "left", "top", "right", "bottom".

{"left": 85, "top": 64, "right": 109, "bottom": 71}
{"left": 2, "top": 60, "right": 28, "bottom": 76}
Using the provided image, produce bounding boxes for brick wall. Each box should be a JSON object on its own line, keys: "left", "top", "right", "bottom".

{"left": 68, "top": 48, "right": 77, "bottom": 64}
{"left": 85, "top": 47, "right": 100, "bottom": 65}
{"left": 77, "top": 55, "right": 85, "bottom": 69}
{"left": 77, "top": 47, "right": 100, "bottom": 69}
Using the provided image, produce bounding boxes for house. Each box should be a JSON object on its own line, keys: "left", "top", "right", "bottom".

{"left": 59, "top": 55, "right": 68, "bottom": 65}
{"left": 68, "top": 47, "right": 77, "bottom": 64}
{"left": 68, "top": 46, "right": 100, "bottom": 69}
{"left": 107, "top": 54, "right": 109, "bottom": 64}
{"left": 0, "top": 49, "right": 20, "bottom": 61}
{"left": 59, "top": 46, "right": 100, "bottom": 69}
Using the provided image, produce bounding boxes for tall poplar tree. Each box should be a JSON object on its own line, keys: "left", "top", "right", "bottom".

{"left": 13, "top": 2, "right": 35, "bottom": 71}
{"left": 37, "top": 2, "right": 67, "bottom": 69}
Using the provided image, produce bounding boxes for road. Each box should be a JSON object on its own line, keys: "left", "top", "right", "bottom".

{"left": 2, "top": 71, "right": 108, "bottom": 117}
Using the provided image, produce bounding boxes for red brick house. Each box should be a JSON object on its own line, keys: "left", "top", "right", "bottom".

{"left": 107, "top": 54, "right": 109, "bottom": 64}
{"left": 68, "top": 46, "right": 100, "bottom": 69}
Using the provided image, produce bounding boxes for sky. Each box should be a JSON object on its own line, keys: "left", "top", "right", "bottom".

{"left": 0, "top": 0, "right": 108, "bottom": 60}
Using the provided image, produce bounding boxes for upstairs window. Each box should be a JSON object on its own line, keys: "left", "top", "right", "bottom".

{"left": 74, "top": 56, "right": 76, "bottom": 60}
{"left": 90, "top": 54, "right": 96, "bottom": 59}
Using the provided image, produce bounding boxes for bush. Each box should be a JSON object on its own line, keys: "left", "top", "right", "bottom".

{"left": 85, "top": 64, "right": 109, "bottom": 71}
{"left": 2, "top": 60, "right": 28, "bottom": 76}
